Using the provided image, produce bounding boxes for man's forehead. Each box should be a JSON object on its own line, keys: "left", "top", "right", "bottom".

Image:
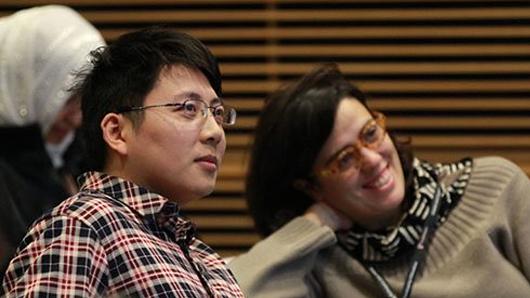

{"left": 159, "top": 64, "right": 205, "bottom": 80}
{"left": 155, "top": 65, "right": 218, "bottom": 102}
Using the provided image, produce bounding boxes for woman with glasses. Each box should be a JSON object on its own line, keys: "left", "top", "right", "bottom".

{"left": 229, "top": 64, "right": 530, "bottom": 297}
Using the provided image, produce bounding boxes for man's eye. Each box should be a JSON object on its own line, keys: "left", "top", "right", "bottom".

{"left": 182, "top": 101, "right": 201, "bottom": 115}
{"left": 184, "top": 103, "right": 197, "bottom": 112}
{"left": 213, "top": 106, "right": 225, "bottom": 116}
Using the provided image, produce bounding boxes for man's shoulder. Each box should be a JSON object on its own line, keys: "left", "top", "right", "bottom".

{"left": 50, "top": 191, "right": 139, "bottom": 230}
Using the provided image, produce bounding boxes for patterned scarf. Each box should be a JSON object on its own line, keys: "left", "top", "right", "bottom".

{"left": 337, "top": 158, "right": 473, "bottom": 263}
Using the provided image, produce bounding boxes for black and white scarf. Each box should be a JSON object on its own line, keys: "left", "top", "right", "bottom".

{"left": 337, "top": 158, "right": 473, "bottom": 263}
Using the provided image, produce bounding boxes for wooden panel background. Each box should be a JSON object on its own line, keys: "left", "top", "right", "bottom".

{"left": 1, "top": 0, "right": 529, "bottom": 256}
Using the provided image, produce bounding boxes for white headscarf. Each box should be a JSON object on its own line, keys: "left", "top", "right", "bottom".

{"left": 0, "top": 5, "right": 105, "bottom": 135}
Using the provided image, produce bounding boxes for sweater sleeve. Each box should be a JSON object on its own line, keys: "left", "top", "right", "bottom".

{"left": 504, "top": 159, "right": 530, "bottom": 281}
{"left": 228, "top": 216, "right": 336, "bottom": 298}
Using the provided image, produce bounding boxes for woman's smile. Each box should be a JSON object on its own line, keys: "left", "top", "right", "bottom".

{"left": 363, "top": 166, "right": 393, "bottom": 190}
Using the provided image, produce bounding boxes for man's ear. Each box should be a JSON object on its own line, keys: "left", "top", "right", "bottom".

{"left": 101, "top": 113, "right": 130, "bottom": 156}
{"left": 293, "top": 179, "right": 322, "bottom": 201}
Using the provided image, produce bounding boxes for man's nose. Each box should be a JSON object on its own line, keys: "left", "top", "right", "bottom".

{"left": 200, "top": 110, "right": 224, "bottom": 145}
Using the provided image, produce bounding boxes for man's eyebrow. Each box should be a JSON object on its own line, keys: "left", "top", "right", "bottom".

{"left": 176, "top": 92, "right": 223, "bottom": 105}
{"left": 179, "top": 92, "right": 201, "bottom": 101}
{"left": 209, "top": 97, "right": 223, "bottom": 106}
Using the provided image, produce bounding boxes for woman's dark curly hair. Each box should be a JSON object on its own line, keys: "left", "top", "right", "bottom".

{"left": 246, "top": 64, "right": 414, "bottom": 236}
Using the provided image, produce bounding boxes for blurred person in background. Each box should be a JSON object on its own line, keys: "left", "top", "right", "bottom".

{"left": 229, "top": 64, "right": 530, "bottom": 298}
{"left": 0, "top": 5, "right": 104, "bottom": 279}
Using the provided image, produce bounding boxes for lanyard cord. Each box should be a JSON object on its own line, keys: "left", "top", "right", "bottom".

{"left": 365, "top": 185, "right": 442, "bottom": 298}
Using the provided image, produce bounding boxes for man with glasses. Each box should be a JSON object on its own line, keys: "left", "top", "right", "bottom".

{"left": 2, "top": 27, "right": 244, "bottom": 297}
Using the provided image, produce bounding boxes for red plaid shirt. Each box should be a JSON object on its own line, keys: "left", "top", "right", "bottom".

{"left": 2, "top": 172, "right": 244, "bottom": 297}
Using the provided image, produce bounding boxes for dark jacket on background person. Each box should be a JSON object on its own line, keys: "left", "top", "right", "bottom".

{"left": 0, "top": 125, "right": 69, "bottom": 278}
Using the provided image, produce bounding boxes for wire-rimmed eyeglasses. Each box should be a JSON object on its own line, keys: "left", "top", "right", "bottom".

{"left": 116, "top": 98, "right": 237, "bottom": 126}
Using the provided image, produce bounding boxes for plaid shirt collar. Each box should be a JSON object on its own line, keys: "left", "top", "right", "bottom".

{"left": 78, "top": 171, "right": 195, "bottom": 243}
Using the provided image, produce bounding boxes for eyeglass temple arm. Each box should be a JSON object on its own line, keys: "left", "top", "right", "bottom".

{"left": 115, "top": 103, "right": 183, "bottom": 113}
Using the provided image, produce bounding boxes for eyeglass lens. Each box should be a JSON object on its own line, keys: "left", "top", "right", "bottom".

{"left": 182, "top": 99, "right": 236, "bottom": 125}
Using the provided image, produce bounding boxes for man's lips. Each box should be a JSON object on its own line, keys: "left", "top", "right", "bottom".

{"left": 195, "top": 155, "right": 218, "bottom": 167}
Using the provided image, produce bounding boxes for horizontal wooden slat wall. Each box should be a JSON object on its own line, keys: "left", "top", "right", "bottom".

{"left": 2, "top": 0, "right": 529, "bottom": 256}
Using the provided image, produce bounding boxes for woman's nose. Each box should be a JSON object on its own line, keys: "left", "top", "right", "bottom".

{"left": 358, "top": 146, "right": 383, "bottom": 173}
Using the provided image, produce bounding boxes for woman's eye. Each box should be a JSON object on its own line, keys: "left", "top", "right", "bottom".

{"left": 362, "top": 124, "right": 380, "bottom": 144}
{"left": 337, "top": 151, "right": 355, "bottom": 171}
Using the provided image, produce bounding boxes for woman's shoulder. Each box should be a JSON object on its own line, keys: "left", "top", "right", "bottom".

{"left": 468, "top": 156, "right": 529, "bottom": 204}
{"left": 472, "top": 156, "right": 526, "bottom": 178}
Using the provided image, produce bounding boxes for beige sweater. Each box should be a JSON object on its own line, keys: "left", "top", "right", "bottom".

{"left": 229, "top": 157, "right": 530, "bottom": 297}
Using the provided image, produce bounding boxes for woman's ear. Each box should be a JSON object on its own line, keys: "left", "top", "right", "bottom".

{"left": 101, "top": 113, "right": 130, "bottom": 156}
{"left": 293, "top": 179, "right": 322, "bottom": 201}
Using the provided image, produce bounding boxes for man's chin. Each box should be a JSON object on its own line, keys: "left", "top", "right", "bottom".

{"left": 193, "top": 182, "right": 217, "bottom": 199}
{"left": 199, "top": 185, "right": 216, "bottom": 198}
{"left": 171, "top": 177, "right": 217, "bottom": 205}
